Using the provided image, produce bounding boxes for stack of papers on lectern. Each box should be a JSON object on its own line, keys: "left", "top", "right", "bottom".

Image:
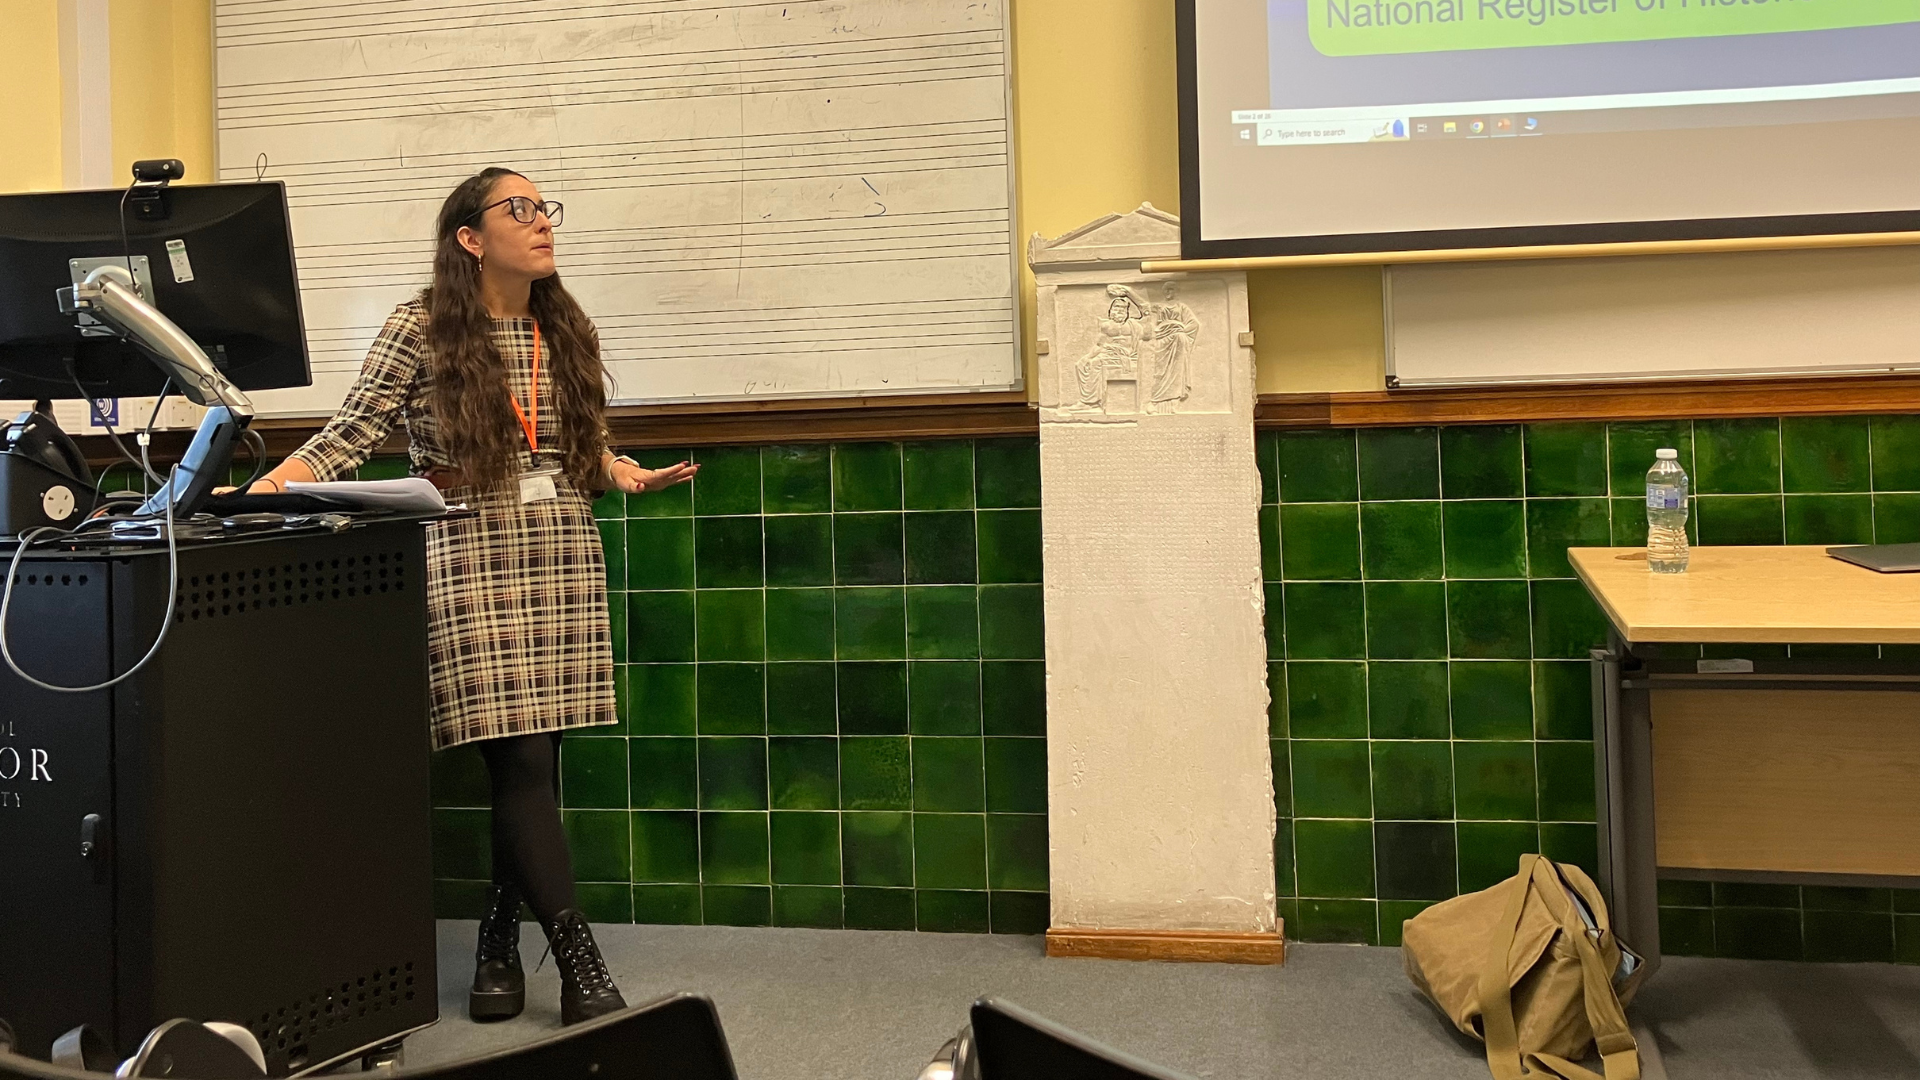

{"left": 285, "top": 477, "right": 446, "bottom": 514}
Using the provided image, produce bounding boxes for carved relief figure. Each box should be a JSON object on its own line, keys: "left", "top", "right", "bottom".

{"left": 1137, "top": 280, "right": 1198, "bottom": 412}
{"left": 1072, "top": 285, "right": 1143, "bottom": 411}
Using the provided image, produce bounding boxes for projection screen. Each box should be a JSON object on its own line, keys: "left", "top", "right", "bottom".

{"left": 1178, "top": 0, "right": 1920, "bottom": 258}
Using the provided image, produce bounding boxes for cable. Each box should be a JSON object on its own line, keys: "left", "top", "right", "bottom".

{"left": 118, "top": 182, "right": 138, "bottom": 283}
{"left": 143, "top": 385, "right": 169, "bottom": 431}
{"left": 138, "top": 394, "right": 164, "bottom": 495}
{"left": 81, "top": 459, "right": 106, "bottom": 525}
{"left": 131, "top": 379, "right": 177, "bottom": 510}
{"left": 67, "top": 365, "right": 165, "bottom": 488}
{"left": 1, "top": 466, "right": 180, "bottom": 693}
{"left": 87, "top": 495, "right": 148, "bottom": 519}
{"left": 238, "top": 426, "right": 268, "bottom": 491}
{"left": 140, "top": 382, "right": 169, "bottom": 468}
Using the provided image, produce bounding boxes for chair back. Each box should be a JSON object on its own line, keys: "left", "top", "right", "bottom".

{"left": 404, "top": 993, "right": 736, "bottom": 1080}
{"left": 118, "top": 1020, "right": 264, "bottom": 1078}
{"left": 0, "top": 994, "right": 735, "bottom": 1080}
{"left": 968, "top": 999, "right": 1195, "bottom": 1080}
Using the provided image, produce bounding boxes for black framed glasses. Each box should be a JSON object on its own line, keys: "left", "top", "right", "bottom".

{"left": 467, "top": 196, "right": 563, "bottom": 229}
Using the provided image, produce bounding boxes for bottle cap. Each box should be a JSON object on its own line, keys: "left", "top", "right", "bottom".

{"left": 1655, "top": 448, "right": 1678, "bottom": 460}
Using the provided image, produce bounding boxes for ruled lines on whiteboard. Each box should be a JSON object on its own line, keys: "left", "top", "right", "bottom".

{"left": 294, "top": 209, "right": 1013, "bottom": 292}
{"left": 216, "top": 0, "right": 916, "bottom": 47}
{"left": 213, "top": 0, "right": 1020, "bottom": 414}
{"left": 306, "top": 297, "right": 1015, "bottom": 381}
{"left": 258, "top": 122, "right": 1011, "bottom": 208}
{"left": 216, "top": 32, "right": 1007, "bottom": 129}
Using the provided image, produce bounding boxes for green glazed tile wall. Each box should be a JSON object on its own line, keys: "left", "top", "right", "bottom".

{"left": 428, "top": 437, "right": 1050, "bottom": 935}
{"left": 1258, "top": 415, "right": 1920, "bottom": 962}
{"left": 403, "top": 412, "right": 1920, "bottom": 953}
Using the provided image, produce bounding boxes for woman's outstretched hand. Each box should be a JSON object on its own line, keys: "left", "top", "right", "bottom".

{"left": 612, "top": 459, "right": 698, "bottom": 496}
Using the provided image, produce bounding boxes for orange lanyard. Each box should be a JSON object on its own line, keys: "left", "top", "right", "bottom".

{"left": 508, "top": 322, "right": 541, "bottom": 456}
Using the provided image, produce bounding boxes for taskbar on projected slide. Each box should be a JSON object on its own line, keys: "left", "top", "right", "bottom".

{"left": 1228, "top": 84, "right": 1920, "bottom": 147}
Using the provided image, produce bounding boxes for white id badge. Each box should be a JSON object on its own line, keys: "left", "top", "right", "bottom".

{"left": 518, "top": 468, "right": 559, "bottom": 504}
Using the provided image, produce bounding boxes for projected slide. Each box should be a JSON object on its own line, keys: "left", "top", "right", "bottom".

{"left": 1185, "top": 0, "right": 1920, "bottom": 253}
{"left": 1312, "top": 0, "right": 1915, "bottom": 55}
{"left": 1245, "top": 0, "right": 1920, "bottom": 145}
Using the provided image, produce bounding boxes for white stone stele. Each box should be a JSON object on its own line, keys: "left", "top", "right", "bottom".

{"left": 1028, "top": 204, "right": 1276, "bottom": 935}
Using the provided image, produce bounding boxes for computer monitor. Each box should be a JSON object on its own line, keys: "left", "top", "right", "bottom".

{"left": 0, "top": 181, "right": 309, "bottom": 402}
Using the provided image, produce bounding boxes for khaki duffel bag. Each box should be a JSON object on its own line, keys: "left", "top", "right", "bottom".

{"left": 1402, "top": 854, "right": 1648, "bottom": 1080}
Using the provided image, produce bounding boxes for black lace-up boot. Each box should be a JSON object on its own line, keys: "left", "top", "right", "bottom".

{"left": 547, "top": 908, "right": 627, "bottom": 1026}
{"left": 468, "top": 884, "right": 526, "bottom": 1021}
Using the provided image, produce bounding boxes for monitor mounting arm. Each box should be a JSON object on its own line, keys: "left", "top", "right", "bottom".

{"left": 56, "top": 264, "right": 257, "bottom": 518}
{"left": 57, "top": 264, "right": 254, "bottom": 419}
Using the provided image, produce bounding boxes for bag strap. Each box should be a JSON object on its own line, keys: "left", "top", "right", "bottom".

{"left": 1525, "top": 861, "right": 1642, "bottom": 1080}
{"left": 1476, "top": 856, "right": 1641, "bottom": 1080}
{"left": 1538, "top": 860, "right": 1640, "bottom": 1080}
{"left": 1476, "top": 854, "right": 1540, "bottom": 1080}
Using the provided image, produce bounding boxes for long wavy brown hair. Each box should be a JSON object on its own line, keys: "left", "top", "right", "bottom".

{"left": 423, "top": 168, "right": 606, "bottom": 491}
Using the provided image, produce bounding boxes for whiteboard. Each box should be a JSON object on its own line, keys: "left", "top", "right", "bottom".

{"left": 213, "top": 0, "right": 1020, "bottom": 418}
{"left": 1385, "top": 246, "right": 1920, "bottom": 387}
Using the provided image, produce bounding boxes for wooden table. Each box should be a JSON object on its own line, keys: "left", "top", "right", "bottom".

{"left": 1569, "top": 547, "right": 1920, "bottom": 973}
{"left": 1571, "top": 545, "right": 1920, "bottom": 644}
{"left": 1570, "top": 546, "right": 1920, "bottom": 1080}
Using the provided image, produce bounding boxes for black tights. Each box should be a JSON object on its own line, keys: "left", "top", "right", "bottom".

{"left": 477, "top": 732, "right": 577, "bottom": 932}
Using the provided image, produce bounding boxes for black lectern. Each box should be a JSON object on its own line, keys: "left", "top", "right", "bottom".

{"left": 0, "top": 517, "right": 439, "bottom": 1075}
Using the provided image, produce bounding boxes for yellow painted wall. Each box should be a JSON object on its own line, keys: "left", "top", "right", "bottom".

{"left": 47, "top": 0, "right": 1384, "bottom": 392}
{"left": 0, "top": 0, "right": 213, "bottom": 193}
{"left": 110, "top": 0, "right": 214, "bottom": 183}
{"left": 0, "top": 1, "right": 65, "bottom": 193}
{"left": 1247, "top": 266, "right": 1385, "bottom": 393}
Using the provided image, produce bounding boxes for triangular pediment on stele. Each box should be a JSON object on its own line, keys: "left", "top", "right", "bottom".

{"left": 1027, "top": 203, "right": 1181, "bottom": 269}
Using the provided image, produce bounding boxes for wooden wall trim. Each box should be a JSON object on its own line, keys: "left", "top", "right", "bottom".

{"left": 75, "top": 391, "right": 1039, "bottom": 469}
{"left": 1044, "top": 927, "right": 1286, "bottom": 965}
{"left": 604, "top": 390, "right": 1037, "bottom": 448}
{"left": 1258, "top": 374, "right": 1920, "bottom": 428}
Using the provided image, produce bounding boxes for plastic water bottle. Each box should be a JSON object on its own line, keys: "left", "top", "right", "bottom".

{"left": 1645, "top": 449, "right": 1689, "bottom": 574}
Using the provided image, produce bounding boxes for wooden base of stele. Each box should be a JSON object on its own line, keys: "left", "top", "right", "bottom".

{"left": 1044, "top": 925, "right": 1286, "bottom": 965}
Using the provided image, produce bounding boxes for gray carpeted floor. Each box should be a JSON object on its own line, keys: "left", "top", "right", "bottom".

{"left": 394, "top": 921, "right": 1920, "bottom": 1079}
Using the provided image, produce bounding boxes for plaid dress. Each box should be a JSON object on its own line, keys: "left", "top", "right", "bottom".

{"left": 289, "top": 299, "right": 617, "bottom": 750}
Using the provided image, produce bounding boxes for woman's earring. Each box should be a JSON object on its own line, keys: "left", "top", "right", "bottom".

{"left": 476, "top": 255, "right": 484, "bottom": 274}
